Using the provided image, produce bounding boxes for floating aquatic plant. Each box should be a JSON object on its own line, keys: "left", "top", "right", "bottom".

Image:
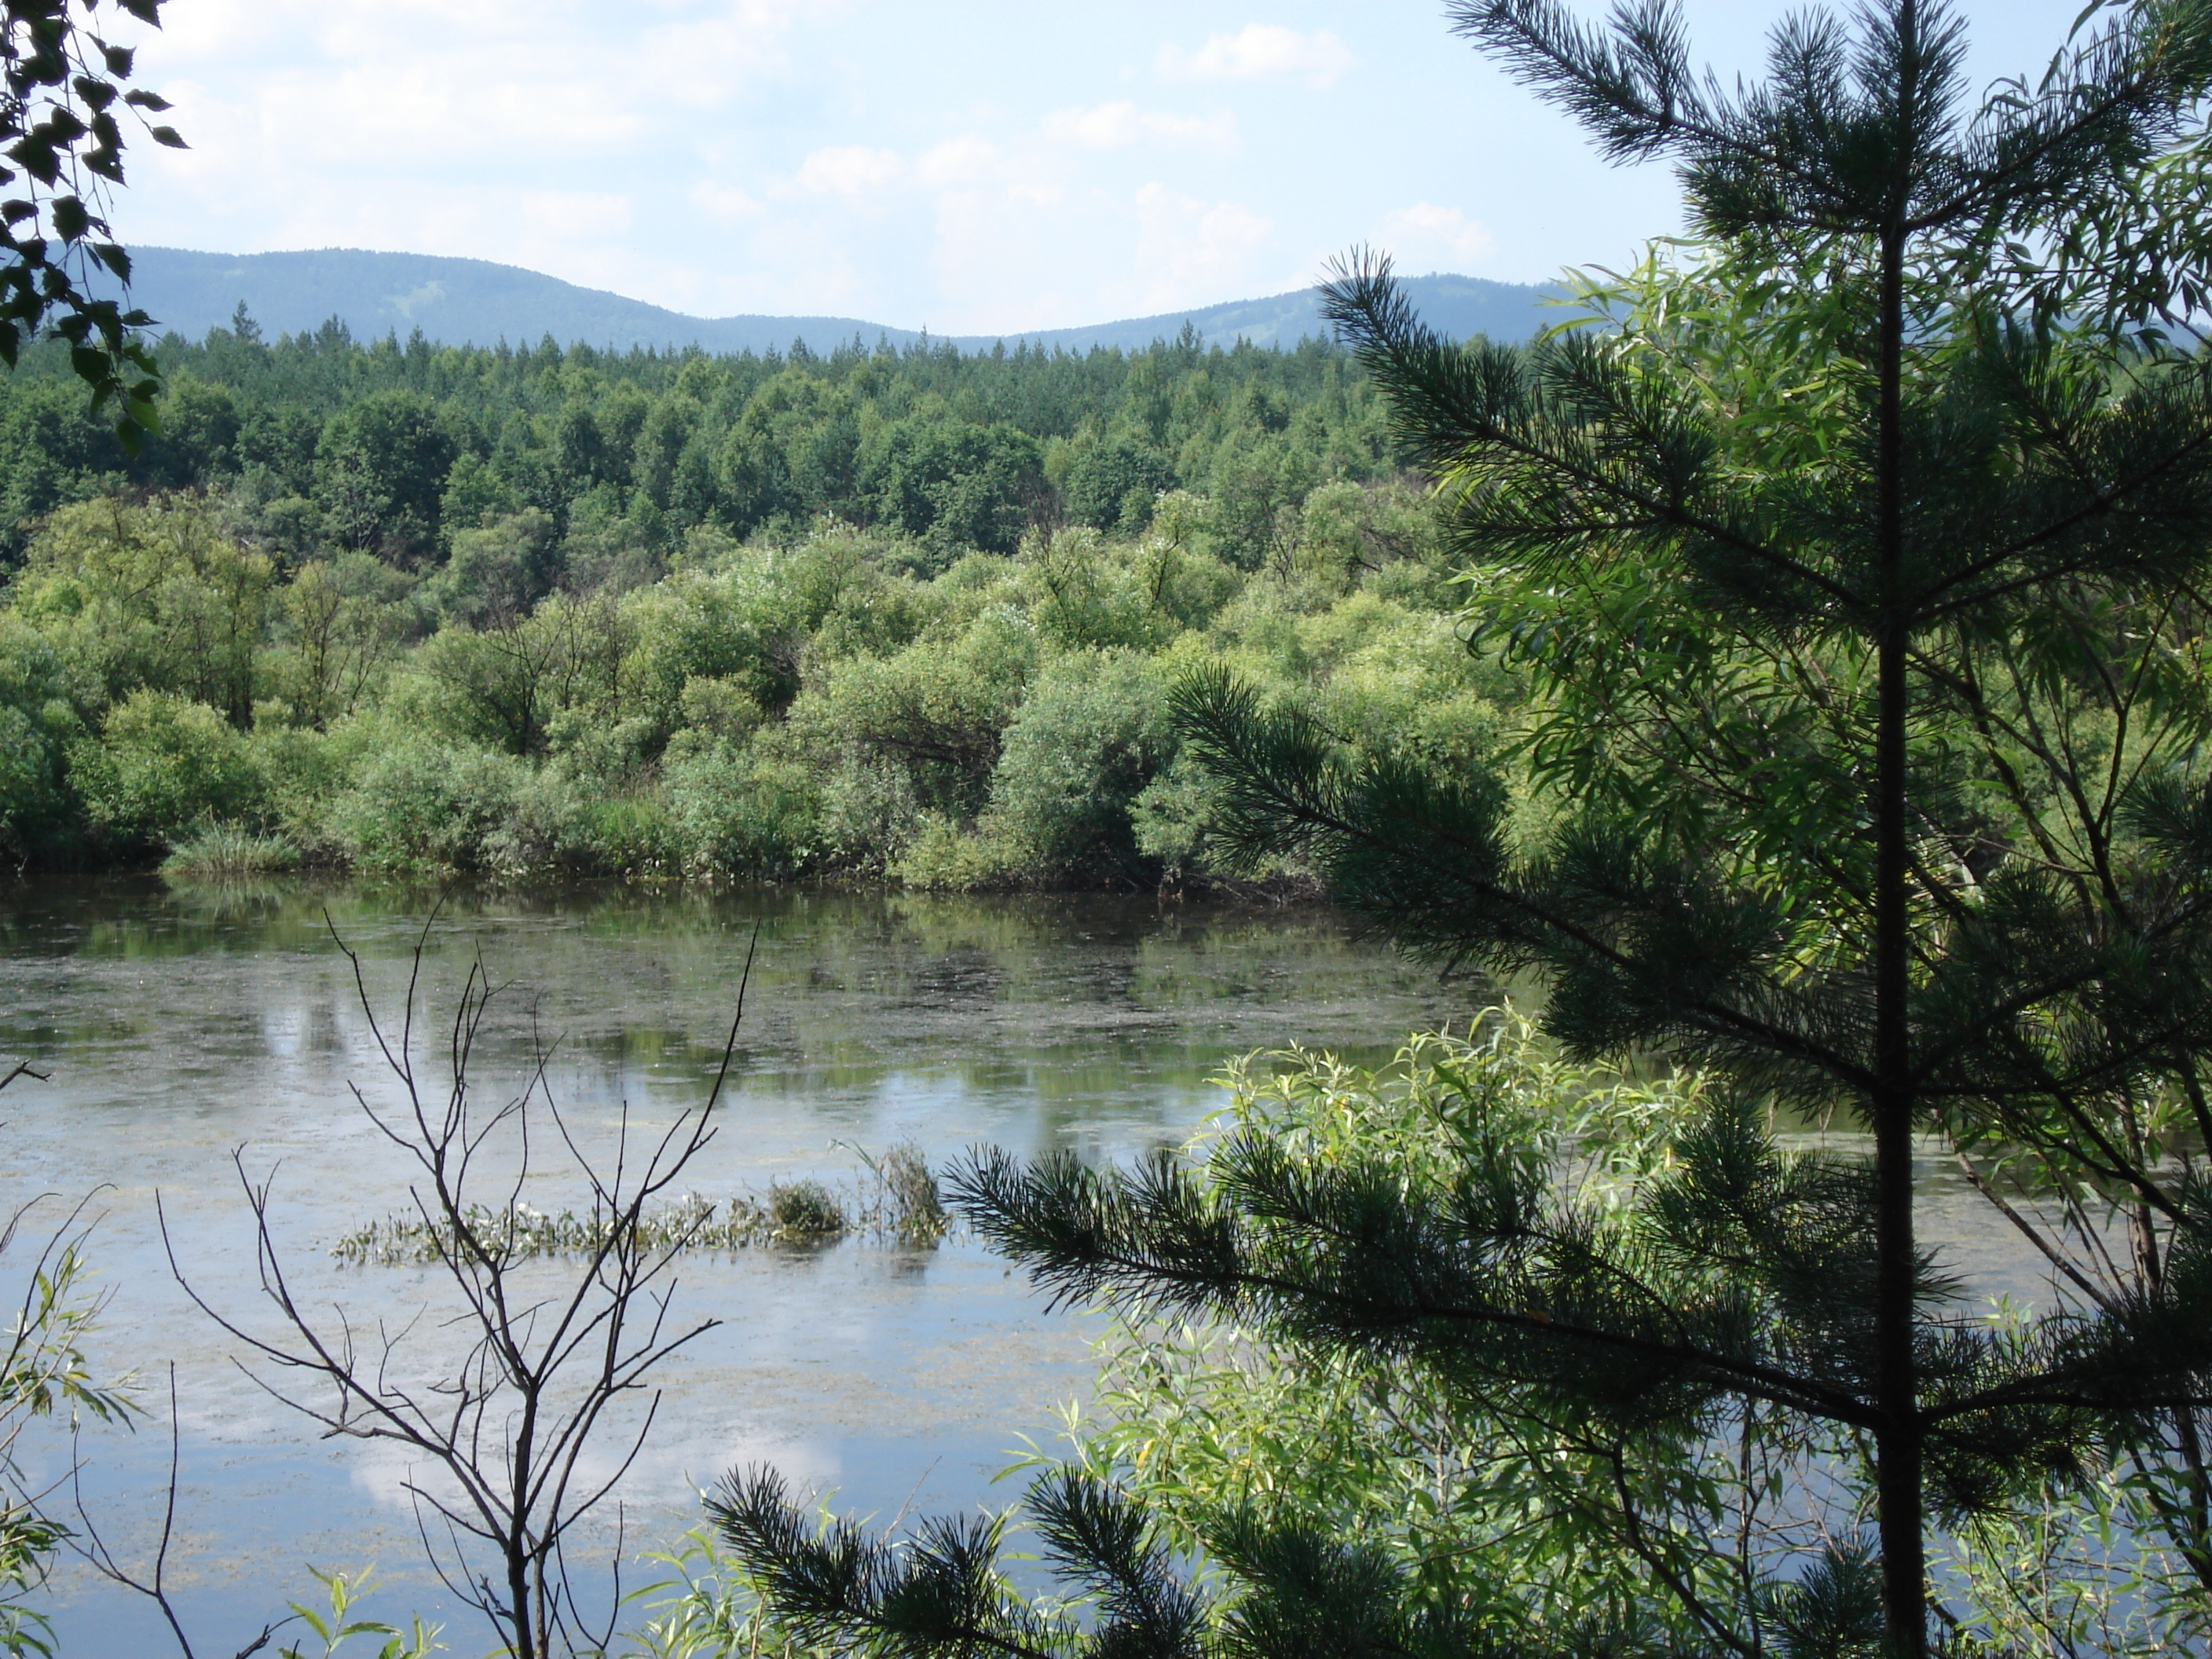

{"left": 331, "top": 1141, "right": 946, "bottom": 1265}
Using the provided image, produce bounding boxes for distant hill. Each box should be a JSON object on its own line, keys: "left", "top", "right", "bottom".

{"left": 112, "top": 247, "right": 1563, "bottom": 358}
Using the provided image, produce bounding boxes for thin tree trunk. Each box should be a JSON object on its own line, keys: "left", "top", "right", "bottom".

{"left": 509, "top": 1547, "right": 535, "bottom": 1659}
{"left": 1872, "top": 193, "right": 1928, "bottom": 1656}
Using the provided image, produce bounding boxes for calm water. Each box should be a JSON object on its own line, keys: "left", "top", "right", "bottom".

{"left": 0, "top": 877, "right": 1472, "bottom": 1654}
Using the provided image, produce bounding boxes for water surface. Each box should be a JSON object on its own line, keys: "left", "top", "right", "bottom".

{"left": 0, "top": 878, "right": 1468, "bottom": 1653}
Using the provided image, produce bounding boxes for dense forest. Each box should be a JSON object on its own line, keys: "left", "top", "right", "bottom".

{"left": 0, "top": 310, "right": 1505, "bottom": 883}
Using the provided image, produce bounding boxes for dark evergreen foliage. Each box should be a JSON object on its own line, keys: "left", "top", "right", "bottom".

{"left": 0, "top": 313, "right": 1394, "bottom": 566}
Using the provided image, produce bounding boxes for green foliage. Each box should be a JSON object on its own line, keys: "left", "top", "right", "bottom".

{"left": 665, "top": 738, "right": 819, "bottom": 880}
{"left": 314, "top": 390, "right": 458, "bottom": 565}
{"left": 68, "top": 687, "right": 264, "bottom": 847}
{"left": 865, "top": 416, "right": 1044, "bottom": 559}
{"left": 266, "top": 552, "right": 416, "bottom": 730}
{"left": 983, "top": 650, "right": 1173, "bottom": 886}
{"left": 765, "top": 1180, "right": 844, "bottom": 1240}
{"left": 435, "top": 507, "right": 558, "bottom": 624}
{"left": 1033, "top": 1018, "right": 1733, "bottom": 1648}
{"left": 0, "top": 322, "right": 1468, "bottom": 883}
{"left": 0, "top": 0, "right": 180, "bottom": 449}
{"left": 330, "top": 736, "right": 525, "bottom": 872}
{"left": 159, "top": 821, "right": 298, "bottom": 875}
{"left": 0, "top": 616, "right": 77, "bottom": 862}
{"left": 276, "top": 1566, "right": 441, "bottom": 1659}
{"left": 1064, "top": 438, "right": 1174, "bottom": 531}
{"left": 334, "top": 1143, "right": 943, "bottom": 1262}
{"left": 12, "top": 495, "right": 273, "bottom": 723}
{"left": 713, "top": 1013, "right": 2212, "bottom": 1657}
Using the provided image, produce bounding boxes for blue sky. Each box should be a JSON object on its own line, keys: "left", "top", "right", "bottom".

{"left": 112, "top": 0, "right": 2099, "bottom": 333}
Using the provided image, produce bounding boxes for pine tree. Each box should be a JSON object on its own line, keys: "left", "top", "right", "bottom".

{"left": 716, "top": 3, "right": 2212, "bottom": 1654}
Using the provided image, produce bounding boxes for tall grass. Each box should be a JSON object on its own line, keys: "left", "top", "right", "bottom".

{"left": 159, "top": 823, "right": 302, "bottom": 876}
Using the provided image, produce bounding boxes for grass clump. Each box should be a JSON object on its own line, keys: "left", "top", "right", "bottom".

{"left": 765, "top": 1179, "right": 844, "bottom": 1240}
{"left": 851, "top": 1141, "right": 946, "bottom": 1243}
{"left": 159, "top": 822, "right": 301, "bottom": 876}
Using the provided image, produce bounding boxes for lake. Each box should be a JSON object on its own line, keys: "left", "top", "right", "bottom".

{"left": 0, "top": 877, "right": 1474, "bottom": 1654}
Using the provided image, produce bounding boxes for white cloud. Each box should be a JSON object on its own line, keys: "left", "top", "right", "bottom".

{"left": 1130, "top": 181, "right": 1276, "bottom": 309}
{"left": 691, "top": 180, "right": 764, "bottom": 221}
{"left": 115, "top": 2, "right": 826, "bottom": 219}
{"left": 916, "top": 134, "right": 1000, "bottom": 189}
{"left": 1376, "top": 202, "right": 1494, "bottom": 271}
{"left": 784, "top": 145, "right": 907, "bottom": 199}
{"left": 1157, "top": 25, "right": 1354, "bottom": 89}
{"left": 1042, "top": 101, "right": 1237, "bottom": 151}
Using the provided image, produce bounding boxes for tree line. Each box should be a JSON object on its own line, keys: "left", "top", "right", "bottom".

{"left": 0, "top": 310, "right": 1392, "bottom": 566}
{"left": 0, "top": 313, "right": 1501, "bottom": 883}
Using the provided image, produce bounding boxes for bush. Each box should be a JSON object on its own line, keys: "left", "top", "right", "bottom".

{"left": 569, "top": 794, "right": 683, "bottom": 877}
{"left": 486, "top": 767, "right": 682, "bottom": 878}
{"left": 67, "top": 689, "right": 267, "bottom": 849}
{"left": 791, "top": 606, "right": 1037, "bottom": 824}
{"left": 0, "top": 619, "right": 80, "bottom": 861}
{"left": 13, "top": 496, "right": 276, "bottom": 725}
{"left": 665, "top": 738, "right": 820, "bottom": 878}
{"left": 890, "top": 813, "right": 1022, "bottom": 892}
{"left": 862, "top": 418, "right": 1044, "bottom": 559}
{"left": 984, "top": 650, "right": 1173, "bottom": 885}
{"left": 434, "top": 508, "right": 561, "bottom": 624}
{"left": 1042, "top": 1017, "right": 1723, "bottom": 1646}
{"left": 331, "top": 738, "right": 526, "bottom": 871}
{"left": 1064, "top": 439, "right": 1174, "bottom": 531}
{"left": 1022, "top": 526, "right": 1171, "bottom": 653}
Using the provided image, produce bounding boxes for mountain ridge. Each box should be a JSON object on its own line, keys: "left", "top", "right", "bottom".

{"left": 114, "top": 246, "right": 1563, "bottom": 357}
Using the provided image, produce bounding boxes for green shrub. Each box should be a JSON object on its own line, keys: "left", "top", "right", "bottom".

{"left": 1064, "top": 438, "right": 1175, "bottom": 531}
{"left": 0, "top": 619, "right": 81, "bottom": 861}
{"left": 809, "top": 751, "right": 920, "bottom": 877}
{"left": 433, "top": 507, "right": 560, "bottom": 624}
{"left": 11, "top": 496, "right": 277, "bottom": 726}
{"left": 1129, "top": 753, "right": 1228, "bottom": 884}
{"left": 569, "top": 794, "right": 683, "bottom": 878}
{"left": 1047, "top": 1016, "right": 1721, "bottom": 1644}
{"left": 1022, "top": 526, "right": 1170, "bottom": 652}
{"left": 665, "top": 738, "right": 820, "bottom": 878}
{"left": 488, "top": 767, "right": 682, "bottom": 877}
{"left": 890, "top": 812, "right": 1021, "bottom": 892}
{"left": 245, "top": 722, "right": 357, "bottom": 854}
{"left": 480, "top": 766, "right": 590, "bottom": 873}
{"left": 331, "top": 738, "right": 526, "bottom": 871}
{"left": 67, "top": 689, "right": 267, "bottom": 848}
{"left": 789, "top": 606, "right": 1036, "bottom": 823}
{"left": 984, "top": 650, "right": 1173, "bottom": 884}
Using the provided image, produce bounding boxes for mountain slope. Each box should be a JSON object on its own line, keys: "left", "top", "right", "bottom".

{"left": 117, "top": 247, "right": 1561, "bottom": 357}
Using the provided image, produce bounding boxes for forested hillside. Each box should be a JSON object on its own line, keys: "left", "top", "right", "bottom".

{"left": 0, "top": 313, "right": 1508, "bottom": 884}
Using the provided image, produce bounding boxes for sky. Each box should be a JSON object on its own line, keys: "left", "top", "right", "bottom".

{"left": 105, "top": 0, "right": 2102, "bottom": 334}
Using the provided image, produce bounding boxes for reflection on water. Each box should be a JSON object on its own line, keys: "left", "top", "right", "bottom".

{"left": 0, "top": 877, "right": 1470, "bottom": 1651}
